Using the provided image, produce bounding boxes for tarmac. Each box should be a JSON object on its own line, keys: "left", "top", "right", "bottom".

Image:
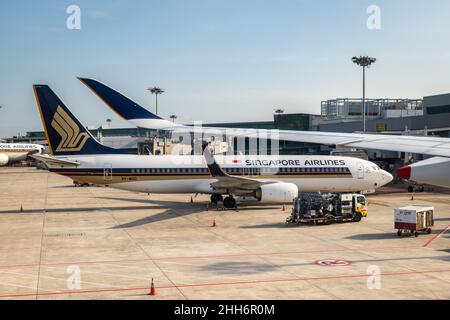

{"left": 0, "top": 167, "right": 449, "bottom": 300}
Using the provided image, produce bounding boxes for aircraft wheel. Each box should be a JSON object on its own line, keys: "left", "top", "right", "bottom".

{"left": 223, "top": 196, "right": 236, "bottom": 209}
{"left": 352, "top": 212, "right": 362, "bottom": 222}
{"left": 211, "top": 194, "right": 223, "bottom": 204}
{"left": 407, "top": 186, "right": 414, "bottom": 193}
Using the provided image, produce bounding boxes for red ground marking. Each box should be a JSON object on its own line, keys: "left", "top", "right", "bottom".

{"left": 1, "top": 268, "right": 450, "bottom": 299}
{"left": 0, "top": 245, "right": 419, "bottom": 270}
{"left": 422, "top": 224, "right": 450, "bottom": 248}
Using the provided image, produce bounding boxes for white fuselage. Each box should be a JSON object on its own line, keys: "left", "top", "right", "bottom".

{"left": 48, "top": 154, "right": 393, "bottom": 194}
{"left": 0, "top": 143, "right": 44, "bottom": 166}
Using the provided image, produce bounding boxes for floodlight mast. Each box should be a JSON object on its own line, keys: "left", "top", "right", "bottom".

{"left": 169, "top": 114, "right": 177, "bottom": 123}
{"left": 147, "top": 87, "right": 165, "bottom": 116}
{"left": 147, "top": 87, "right": 165, "bottom": 139}
{"left": 352, "top": 56, "right": 376, "bottom": 132}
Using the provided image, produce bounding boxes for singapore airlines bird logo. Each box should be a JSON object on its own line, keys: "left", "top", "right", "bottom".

{"left": 51, "top": 106, "right": 89, "bottom": 152}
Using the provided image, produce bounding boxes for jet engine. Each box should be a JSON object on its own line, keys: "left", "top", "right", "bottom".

{"left": 0, "top": 154, "right": 9, "bottom": 166}
{"left": 255, "top": 182, "right": 298, "bottom": 203}
{"left": 397, "top": 156, "right": 450, "bottom": 188}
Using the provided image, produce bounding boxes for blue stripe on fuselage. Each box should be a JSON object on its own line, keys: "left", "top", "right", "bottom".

{"left": 50, "top": 167, "right": 352, "bottom": 176}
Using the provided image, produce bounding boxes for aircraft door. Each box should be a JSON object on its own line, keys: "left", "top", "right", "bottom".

{"left": 103, "top": 163, "right": 113, "bottom": 182}
{"left": 357, "top": 163, "right": 364, "bottom": 179}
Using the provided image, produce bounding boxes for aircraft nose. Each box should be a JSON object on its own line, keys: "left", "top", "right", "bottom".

{"left": 381, "top": 170, "right": 393, "bottom": 184}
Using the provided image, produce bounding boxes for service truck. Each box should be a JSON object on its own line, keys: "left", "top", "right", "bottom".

{"left": 287, "top": 192, "right": 367, "bottom": 225}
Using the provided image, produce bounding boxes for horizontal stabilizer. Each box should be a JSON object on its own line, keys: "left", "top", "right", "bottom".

{"left": 30, "top": 154, "right": 80, "bottom": 167}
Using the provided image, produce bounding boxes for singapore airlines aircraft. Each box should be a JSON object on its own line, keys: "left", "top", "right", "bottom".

{"left": 0, "top": 143, "right": 44, "bottom": 166}
{"left": 32, "top": 84, "right": 392, "bottom": 208}
{"left": 78, "top": 77, "right": 450, "bottom": 188}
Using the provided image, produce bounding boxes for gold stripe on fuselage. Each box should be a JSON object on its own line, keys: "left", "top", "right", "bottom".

{"left": 60, "top": 173, "right": 352, "bottom": 185}
{"left": 0, "top": 151, "right": 33, "bottom": 154}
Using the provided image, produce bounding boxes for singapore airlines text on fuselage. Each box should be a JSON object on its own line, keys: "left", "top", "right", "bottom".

{"left": 244, "top": 159, "right": 346, "bottom": 167}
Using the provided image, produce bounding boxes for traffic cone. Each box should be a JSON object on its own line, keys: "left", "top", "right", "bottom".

{"left": 149, "top": 278, "right": 156, "bottom": 296}
{"left": 20, "top": 205, "right": 23, "bottom": 213}
{"left": 410, "top": 194, "right": 414, "bottom": 201}
{"left": 282, "top": 204, "right": 286, "bottom": 211}
{"left": 212, "top": 217, "right": 217, "bottom": 227}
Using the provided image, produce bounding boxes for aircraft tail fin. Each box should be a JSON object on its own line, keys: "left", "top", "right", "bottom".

{"left": 33, "top": 84, "right": 126, "bottom": 156}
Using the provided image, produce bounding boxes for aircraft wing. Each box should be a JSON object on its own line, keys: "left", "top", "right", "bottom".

{"left": 79, "top": 77, "right": 450, "bottom": 158}
{"left": 193, "top": 128, "right": 450, "bottom": 157}
{"left": 30, "top": 154, "right": 80, "bottom": 166}
{"left": 256, "top": 130, "right": 450, "bottom": 158}
{"left": 203, "top": 144, "right": 275, "bottom": 191}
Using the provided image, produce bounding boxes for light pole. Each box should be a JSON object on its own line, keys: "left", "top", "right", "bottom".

{"left": 147, "top": 86, "right": 165, "bottom": 116}
{"left": 169, "top": 114, "right": 177, "bottom": 123}
{"left": 352, "top": 56, "right": 376, "bottom": 132}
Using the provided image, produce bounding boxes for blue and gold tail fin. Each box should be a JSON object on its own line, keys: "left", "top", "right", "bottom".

{"left": 33, "top": 84, "right": 126, "bottom": 156}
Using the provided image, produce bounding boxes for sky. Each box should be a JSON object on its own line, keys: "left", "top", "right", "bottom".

{"left": 1, "top": 0, "right": 450, "bottom": 138}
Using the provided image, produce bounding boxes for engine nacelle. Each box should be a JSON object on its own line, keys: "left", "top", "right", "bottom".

{"left": 397, "top": 156, "right": 450, "bottom": 188}
{"left": 0, "top": 154, "right": 9, "bottom": 166}
{"left": 255, "top": 182, "right": 298, "bottom": 203}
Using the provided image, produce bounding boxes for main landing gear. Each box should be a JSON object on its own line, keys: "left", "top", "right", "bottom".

{"left": 211, "top": 194, "right": 223, "bottom": 204}
{"left": 210, "top": 194, "right": 236, "bottom": 209}
{"left": 223, "top": 196, "right": 236, "bottom": 209}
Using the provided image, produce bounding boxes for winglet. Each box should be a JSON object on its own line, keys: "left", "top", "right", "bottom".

{"left": 202, "top": 143, "right": 227, "bottom": 177}
{"left": 77, "top": 77, "right": 162, "bottom": 120}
